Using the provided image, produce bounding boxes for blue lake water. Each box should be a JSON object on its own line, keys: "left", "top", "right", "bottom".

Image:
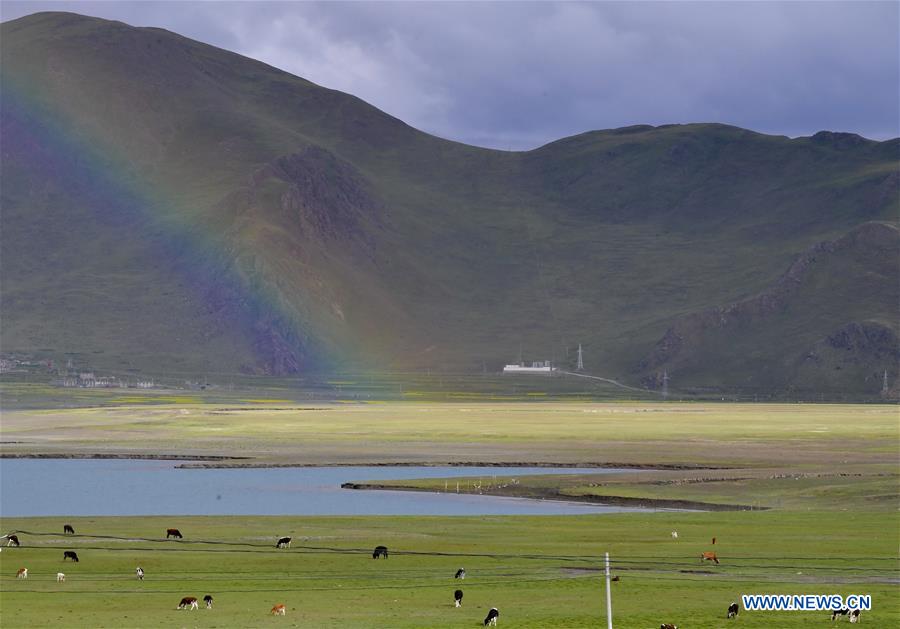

{"left": 0, "top": 459, "right": 659, "bottom": 516}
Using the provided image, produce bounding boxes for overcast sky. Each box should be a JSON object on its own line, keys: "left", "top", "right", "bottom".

{"left": 2, "top": 1, "right": 898, "bottom": 149}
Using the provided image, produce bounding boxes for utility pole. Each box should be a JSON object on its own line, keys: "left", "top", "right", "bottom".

{"left": 576, "top": 344, "right": 584, "bottom": 372}
{"left": 604, "top": 552, "right": 613, "bottom": 629}
{"left": 882, "top": 370, "right": 889, "bottom": 395}
{"left": 662, "top": 370, "right": 669, "bottom": 400}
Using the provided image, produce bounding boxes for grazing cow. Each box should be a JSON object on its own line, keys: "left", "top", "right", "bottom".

{"left": 712, "top": 537, "right": 717, "bottom": 545}
{"left": 727, "top": 602, "right": 739, "bottom": 618}
{"left": 670, "top": 531, "right": 678, "bottom": 539}
{"left": 136, "top": 567, "right": 144, "bottom": 580}
{"left": 63, "top": 551, "right": 79, "bottom": 562}
{"left": 270, "top": 604, "right": 286, "bottom": 616}
{"left": 16, "top": 568, "right": 28, "bottom": 579}
{"left": 833, "top": 608, "right": 849, "bottom": 620}
{"left": 63, "top": 524, "right": 75, "bottom": 535}
{"left": 611, "top": 575, "right": 620, "bottom": 582}
{"left": 276, "top": 536, "right": 292, "bottom": 549}
{"left": 57, "top": 573, "right": 66, "bottom": 582}
{"left": 177, "top": 596, "right": 199, "bottom": 610}
{"left": 700, "top": 551, "right": 719, "bottom": 564}
{"left": 372, "top": 545, "right": 388, "bottom": 559}
{"left": 832, "top": 608, "right": 851, "bottom": 620}
{"left": 166, "top": 528, "right": 183, "bottom": 539}
{"left": 455, "top": 568, "right": 466, "bottom": 579}
{"left": 454, "top": 589, "right": 463, "bottom": 607}
{"left": 7, "top": 534, "right": 20, "bottom": 547}
{"left": 483, "top": 607, "right": 499, "bottom": 627}
{"left": 203, "top": 595, "right": 213, "bottom": 609}
{"left": 850, "top": 609, "right": 861, "bottom": 623}
{"left": 660, "top": 624, "right": 678, "bottom": 629}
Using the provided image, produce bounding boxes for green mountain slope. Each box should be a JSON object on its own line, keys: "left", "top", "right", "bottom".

{"left": 1, "top": 12, "right": 897, "bottom": 396}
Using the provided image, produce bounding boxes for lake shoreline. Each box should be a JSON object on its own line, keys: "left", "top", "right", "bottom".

{"left": 340, "top": 482, "right": 754, "bottom": 511}
{"left": 0, "top": 452, "right": 723, "bottom": 471}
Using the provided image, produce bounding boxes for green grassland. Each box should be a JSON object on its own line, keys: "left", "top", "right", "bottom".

{"left": 1, "top": 401, "right": 898, "bottom": 627}
{"left": 0, "top": 513, "right": 897, "bottom": 628}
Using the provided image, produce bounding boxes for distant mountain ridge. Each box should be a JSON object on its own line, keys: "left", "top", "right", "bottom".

{"left": 1, "top": 12, "right": 897, "bottom": 397}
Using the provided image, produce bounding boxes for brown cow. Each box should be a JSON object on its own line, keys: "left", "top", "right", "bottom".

{"left": 660, "top": 624, "right": 678, "bottom": 629}
{"left": 271, "top": 604, "right": 286, "bottom": 616}
{"left": 700, "top": 551, "right": 719, "bottom": 564}
{"left": 177, "top": 596, "right": 199, "bottom": 610}
{"left": 16, "top": 567, "right": 28, "bottom": 579}
{"left": 166, "top": 528, "right": 183, "bottom": 539}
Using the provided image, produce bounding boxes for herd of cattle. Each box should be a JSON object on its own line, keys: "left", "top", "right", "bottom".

{"left": 4, "top": 527, "right": 504, "bottom": 625}
{"left": 4, "top": 527, "right": 866, "bottom": 625}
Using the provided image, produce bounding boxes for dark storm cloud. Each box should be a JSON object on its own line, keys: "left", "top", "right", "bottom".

{"left": 2, "top": 1, "right": 897, "bottom": 149}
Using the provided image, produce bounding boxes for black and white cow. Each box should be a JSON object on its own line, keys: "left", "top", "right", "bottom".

{"left": 454, "top": 568, "right": 466, "bottom": 579}
{"left": 483, "top": 607, "right": 499, "bottom": 627}
{"left": 372, "top": 545, "right": 388, "bottom": 559}
{"left": 454, "top": 589, "right": 463, "bottom": 607}
{"left": 136, "top": 567, "right": 144, "bottom": 580}
{"left": 6, "top": 534, "right": 20, "bottom": 547}
{"left": 63, "top": 551, "right": 79, "bottom": 562}
{"left": 850, "top": 609, "right": 861, "bottom": 623}
{"left": 727, "top": 602, "right": 739, "bottom": 618}
{"left": 832, "top": 608, "right": 853, "bottom": 621}
{"left": 660, "top": 624, "right": 678, "bottom": 629}
{"left": 276, "top": 537, "right": 292, "bottom": 549}
{"left": 203, "top": 595, "right": 214, "bottom": 609}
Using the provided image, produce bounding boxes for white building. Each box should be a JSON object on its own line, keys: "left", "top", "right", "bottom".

{"left": 502, "top": 360, "right": 556, "bottom": 374}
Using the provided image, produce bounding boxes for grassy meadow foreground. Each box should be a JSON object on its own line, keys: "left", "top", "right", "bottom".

{"left": 1, "top": 400, "right": 898, "bottom": 627}
{"left": 1, "top": 513, "right": 898, "bottom": 628}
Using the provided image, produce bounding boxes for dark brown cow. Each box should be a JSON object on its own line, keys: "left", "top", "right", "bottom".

{"left": 177, "top": 596, "right": 198, "bottom": 610}
{"left": 63, "top": 551, "right": 79, "bottom": 562}
{"left": 63, "top": 524, "right": 75, "bottom": 535}
{"left": 166, "top": 528, "right": 183, "bottom": 539}
{"left": 372, "top": 545, "right": 388, "bottom": 559}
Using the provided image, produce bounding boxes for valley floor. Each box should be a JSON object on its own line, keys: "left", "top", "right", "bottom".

{"left": 0, "top": 401, "right": 897, "bottom": 627}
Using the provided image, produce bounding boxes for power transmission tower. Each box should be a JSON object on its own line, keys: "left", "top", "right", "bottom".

{"left": 576, "top": 344, "right": 584, "bottom": 372}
